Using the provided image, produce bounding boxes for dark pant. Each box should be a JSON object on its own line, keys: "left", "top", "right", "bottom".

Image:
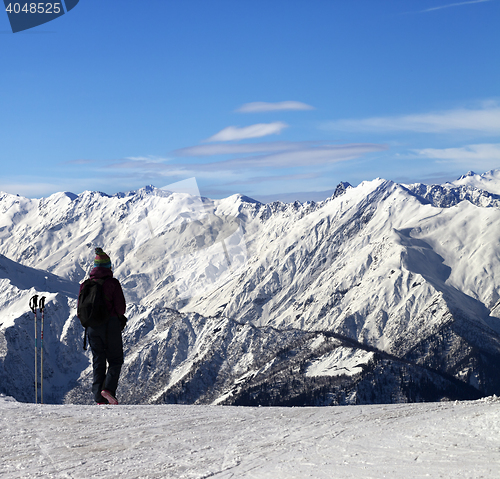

{"left": 87, "top": 316, "right": 124, "bottom": 403}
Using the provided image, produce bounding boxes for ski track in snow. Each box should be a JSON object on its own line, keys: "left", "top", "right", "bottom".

{"left": 1, "top": 396, "right": 499, "bottom": 478}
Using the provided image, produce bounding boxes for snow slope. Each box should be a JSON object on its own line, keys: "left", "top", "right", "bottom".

{"left": 1, "top": 394, "right": 499, "bottom": 478}
{"left": 0, "top": 254, "right": 85, "bottom": 403}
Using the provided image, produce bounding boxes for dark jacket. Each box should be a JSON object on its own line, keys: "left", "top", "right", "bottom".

{"left": 79, "top": 267, "right": 126, "bottom": 318}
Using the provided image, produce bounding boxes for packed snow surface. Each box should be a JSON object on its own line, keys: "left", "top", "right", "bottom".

{"left": 1, "top": 394, "right": 499, "bottom": 478}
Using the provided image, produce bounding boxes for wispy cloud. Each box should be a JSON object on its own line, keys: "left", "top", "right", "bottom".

{"left": 174, "top": 141, "right": 318, "bottom": 157}
{"left": 125, "top": 156, "right": 170, "bottom": 163}
{"left": 108, "top": 142, "right": 387, "bottom": 173}
{"left": 236, "top": 101, "right": 315, "bottom": 113}
{"left": 190, "top": 143, "right": 388, "bottom": 170}
{"left": 413, "top": 143, "right": 500, "bottom": 172}
{"left": 324, "top": 105, "right": 500, "bottom": 134}
{"left": 107, "top": 159, "right": 172, "bottom": 171}
{"left": 206, "top": 122, "right": 288, "bottom": 142}
{"left": 414, "top": 143, "right": 500, "bottom": 161}
{"left": 417, "top": 0, "right": 491, "bottom": 13}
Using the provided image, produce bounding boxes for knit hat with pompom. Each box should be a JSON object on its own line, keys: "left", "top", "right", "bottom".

{"left": 94, "top": 247, "right": 111, "bottom": 269}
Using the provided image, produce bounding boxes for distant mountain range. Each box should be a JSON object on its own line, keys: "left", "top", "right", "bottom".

{"left": 1, "top": 170, "right": 500, "bottom": 405}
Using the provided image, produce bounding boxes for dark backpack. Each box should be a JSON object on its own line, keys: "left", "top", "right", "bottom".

{"left": 77, "top": 278, "right": 111, "bottom": 348}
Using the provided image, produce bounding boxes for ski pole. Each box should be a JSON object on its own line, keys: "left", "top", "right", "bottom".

{"left": 29, "top": 295, "right": 39, "bottom": 404}
{"left": 39, "top": 296, "right": 46, "bottom": 404}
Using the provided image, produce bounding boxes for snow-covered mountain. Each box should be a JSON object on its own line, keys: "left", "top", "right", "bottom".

{"left": 448, "top": 169, "right": 500, "bottom": 195}
{"left": 1, "top": 170, "right": 500, "bottom": 405}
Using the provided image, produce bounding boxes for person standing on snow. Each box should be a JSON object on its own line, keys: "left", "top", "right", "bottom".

{"left": 79, "top": 247, "right": 126, "bottom": 405}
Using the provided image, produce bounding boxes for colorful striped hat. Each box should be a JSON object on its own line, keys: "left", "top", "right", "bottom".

{"left": 94, "top": 247, "right": 111, "bottom": 269}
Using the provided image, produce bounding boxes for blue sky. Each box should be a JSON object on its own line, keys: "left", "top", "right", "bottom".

{"left": 1, "top": 0, "right": 499, "bottom": 201}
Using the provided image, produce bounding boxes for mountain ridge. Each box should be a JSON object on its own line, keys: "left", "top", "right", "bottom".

{"left": 1, "top": 170, "right": 500, "bottom": 405}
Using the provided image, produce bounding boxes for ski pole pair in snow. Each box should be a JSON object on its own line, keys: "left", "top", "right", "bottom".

{"left": 29, "top": 295, "right": 46, "bottom": 404}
